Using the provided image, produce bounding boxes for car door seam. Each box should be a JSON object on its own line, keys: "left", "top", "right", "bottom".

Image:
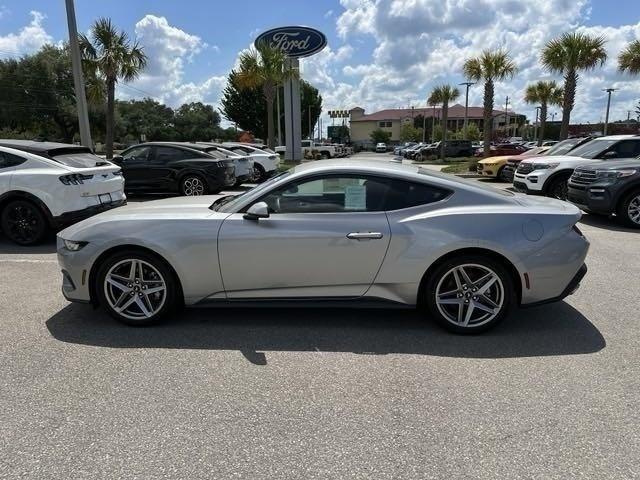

{"left": 362, "top": 211, "right": 393, "bottom": 297}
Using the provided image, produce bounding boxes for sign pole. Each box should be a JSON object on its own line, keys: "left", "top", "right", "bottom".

{"left": 284, "top": 57, "right": 302, "bottom": 163}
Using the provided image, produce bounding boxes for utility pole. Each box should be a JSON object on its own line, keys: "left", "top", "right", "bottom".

{"left": 603, "top": 88, "right": 616, "bottom": 135}
{"left": 431, "top": 104, "right": 437, "bottom": 143}
{"left": 533, "top": 107, "right": 541, "bottom": 141}
{"left": 65, "top": 0, "right": 92, "bottom": 148}
{"left": 459, "top": 81, "right": 474, "bottom": 139}
{"left": 504, "top": 96, "right": 510, "bottom": 138}
{"left": 422, "top": 108, "right": 426, "bottom": 143}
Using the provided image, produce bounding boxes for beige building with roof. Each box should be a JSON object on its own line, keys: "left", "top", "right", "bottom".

{"left": 349, "top": 105, "right": 525, "bottom": 148}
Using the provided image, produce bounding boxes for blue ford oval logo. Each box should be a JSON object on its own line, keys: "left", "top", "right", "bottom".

{"left": 255, "top": 26, "right": 327, "bottom": 58}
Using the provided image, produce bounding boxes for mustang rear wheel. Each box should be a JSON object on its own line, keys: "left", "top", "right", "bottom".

{"left": 1, "top": 200, "right": 48, "bottom": 245}
{"left": 424, "top": 255, "right": 515, "bottom": 333}
{"left": 96, "top": 250, "right": 179, "bottom": 326}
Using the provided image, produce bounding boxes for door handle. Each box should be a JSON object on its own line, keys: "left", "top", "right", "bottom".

{"left": 346, "top": 232, "right": 383, "bottom": 240}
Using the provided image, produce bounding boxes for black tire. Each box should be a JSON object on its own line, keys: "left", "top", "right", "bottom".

{"left": 546, "top": 174, "right": 570, "bottom": 201}
{"left": 423, "top": 254, "right": 516, "bottom": 334}
{"left": 1, "top": 200, "right": 48, "bottom": 246}
{"left": 616, "top": 189, "right": 640, "bottom": 229}
{"left": 179, "top": 174, "right": 207, "bottom": 196}
{"left": 497, "top": 166, "right": 507, "bottom": 181}
{"left": 320, "top": 152, "right": 330, "bottom": 160}
{"left": 95, "top": 250, "right": 180, "bottom": 326}
{"left": 254, "top": 163, "right": 267, "bottom": 182}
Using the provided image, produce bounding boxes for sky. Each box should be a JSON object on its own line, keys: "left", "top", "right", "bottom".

{"left": 0, "top": 0, "right": 639, "bottom": 133}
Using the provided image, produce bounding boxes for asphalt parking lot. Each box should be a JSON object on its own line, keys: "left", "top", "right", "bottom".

{"left": 1, "top": 153, "right": 639, "bottom": 479}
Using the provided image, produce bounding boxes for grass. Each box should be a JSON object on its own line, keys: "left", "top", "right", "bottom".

{"left": 441, "top": 157, "right": 480, "bottom": 174}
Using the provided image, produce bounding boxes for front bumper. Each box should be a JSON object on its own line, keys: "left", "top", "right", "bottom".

{"left": 567, "top": 183, "right": 617, "bottom": 214}
{"left": 57, "top": 237, "right": 97, "bottom": 303}
{"left": 51, "top": 198, "right": 127, "bottom": 230}
{"left": 513, "top": 171, "right": 548, "bottom": 194}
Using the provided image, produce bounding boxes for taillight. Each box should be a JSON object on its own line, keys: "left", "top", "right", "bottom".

{"left": 59, "top": 174, "right": 93, "bottom": 185}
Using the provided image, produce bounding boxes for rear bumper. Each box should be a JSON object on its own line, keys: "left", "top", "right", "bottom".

{"left": 523, "top": 264, "right": 587, "bottom": 308}
{"left": 51, "top": 198, "right": 127, "bottom": 230}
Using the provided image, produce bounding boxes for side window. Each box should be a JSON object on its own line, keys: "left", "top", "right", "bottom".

{"left": 153, "top": 147, "right": 185, "bottom": 163}
{"left": 0, "top": 151, "right": 25, "bottom": 168}
{"left": 608, "top": 140, "right": 640, "bottom": 158}
{"left": 123, "top": 146, "right": 151, "bottom": 162}
{"left": 383, "top": 179, "right": 450, "bottom": 210}
{"left": 259, "top": 176, "right": 389, "bottom": 213}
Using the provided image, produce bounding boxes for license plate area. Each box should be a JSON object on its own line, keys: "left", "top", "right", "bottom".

{"left": 99, "top": 193, "right": 113, "bottom": 204}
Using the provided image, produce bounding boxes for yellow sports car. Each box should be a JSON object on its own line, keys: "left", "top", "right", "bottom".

{"left": 476, "top": 146, "right": 550, "bottom": 179}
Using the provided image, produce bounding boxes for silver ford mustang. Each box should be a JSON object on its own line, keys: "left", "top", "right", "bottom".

{"left": 57, "top": 160, "right": 589, "bottom": 333}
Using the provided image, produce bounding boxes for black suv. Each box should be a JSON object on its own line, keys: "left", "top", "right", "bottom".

{"left": 419, "top": 140, "right": 473, "bottom": 159}
{"left": 114, "top": 142, "right": 235, "bottom": 196}
{"left": 567, "top": 159, "right": 640, "bottom": 228}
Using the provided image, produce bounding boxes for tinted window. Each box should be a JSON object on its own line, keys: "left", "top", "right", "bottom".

{"left": 258, "top": 175, "right": 449, "bottom": 214}
{"left": 568, "top": 139, "right": 618, "bottom": 159}
{"left": 123, "top": 146, "right": 151, "bottom": 162}
{"left": 545, "top": 138, "right": 583, "bottom": 156}
{"left": 153, "top": 146, "right": 198, "bottom": 163}
{"left": 0, "top": 151, "right": 26, "bottom": 168}
{"left": 608, "top": 140, "right": 640, "bottom": 158}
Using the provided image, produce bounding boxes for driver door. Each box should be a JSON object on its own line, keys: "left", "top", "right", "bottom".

{"left": 217, "top": 175, "right": 392, "bottom": 299}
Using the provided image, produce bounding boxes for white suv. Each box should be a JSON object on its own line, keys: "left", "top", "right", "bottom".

{"left": 222, "top": 143, "right": 280, "bottom": 181}
{"left": 0, "top": 141, "right": 125, "bottom": 245}
{"left": 513, "top": 135, "right": 640, "bottom": 199}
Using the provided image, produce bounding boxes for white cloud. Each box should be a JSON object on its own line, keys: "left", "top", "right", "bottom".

{"left": 0, "top": 10, "right": 53, "bottom": 56}
{"left": 121, "top": 15, "right": 226, "bottom": 108}
{"left": 324, "top": 9, "right": 334, "bottom": 18}
{"left": 328, "top": 0, "right": 640, "bottom": 124}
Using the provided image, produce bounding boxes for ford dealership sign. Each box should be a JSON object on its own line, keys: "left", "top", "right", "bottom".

{"left": 255, "top": 26, "right": 327, "bottom": 58}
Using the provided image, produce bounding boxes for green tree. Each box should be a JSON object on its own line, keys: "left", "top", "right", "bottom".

{"left": 80, "top": 18, "right": 147, "bottom": 158}
{"left": 619, "top": 40, "right": 640, "bottom": 75}
{"left": 114, "top": 98, "right": 175, "bottom": 143}
{"left": 370, "top": 128, "right": 392, "bottom": 145}
{"left": 399, "top": 123, "right": 422, "bottom": 142}
{"left": 428, "top": 84, "right": 460, "bottom": 159}
{"left": 174, "top": 102, "right": 221, "bottom": 141}
{"left": 541, "top": 32, "right": 607, "bottom": 140}
{"left": 235, "top": 43, "right": 295, "bottom": 151}
{"left": 524, "top": 80, "right": 563, "bottom": 146}
{"left": 463, "top": 50, "right": 517, "bottom": 156}
{"left": 299, "top": 82, "right": 323, "bottom": 139}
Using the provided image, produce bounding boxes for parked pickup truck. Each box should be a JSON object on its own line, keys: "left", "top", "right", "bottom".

{"left": 276, "top": 141, "right": 341, "bottom": 159}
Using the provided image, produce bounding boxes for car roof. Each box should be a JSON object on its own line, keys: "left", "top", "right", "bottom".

{"left": 0, "top": 139, "right": 93, "bottom": 156}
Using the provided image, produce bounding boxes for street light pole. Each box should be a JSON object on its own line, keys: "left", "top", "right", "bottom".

{"left": 533, "top": 106, "right": 541, "bottom": 142}
{"left": 65, "top": 0, "right": 92, "bottom": 148}
{"left": 603, "top": 88, "right": 616, "bottom": 135}
{"left": 422, "top": 107, "right": 426, "bottom": 143}
{"left": 459, "top": 82, "right": 474, "bottom": 139}
{"left": 431, "top": 104, "right": 437, "bottom": 143}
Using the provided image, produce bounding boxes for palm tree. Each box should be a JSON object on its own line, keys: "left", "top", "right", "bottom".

{"left": 428, "top": 85, "right": 460, "bottom": 160}
{"left": 524, "top": 80, "right": 563, "bottom": 146}
{"left": 236, "top": 43, "right": 295, "bottom": 151}
{"left": 541, "top": 32, "right": 607, "bottom": 140}
{"left": 463, "top": 50, "right": 517, "bottom": 156}
{"left": 619, "top": 39, "right": 640, "bottom": 75}
{"left": 79, "top": 18, "right": 147, "bottom": 159}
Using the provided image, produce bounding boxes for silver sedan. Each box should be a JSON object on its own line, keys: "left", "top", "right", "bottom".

{"left": 57, "top": 160, "right": 589, "bottom": 333}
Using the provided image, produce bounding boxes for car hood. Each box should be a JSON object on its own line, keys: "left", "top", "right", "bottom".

{"left": 574, "top": 158, "right": 640, "bottom": 170}
{"left": 58, "top": 195, "right": 230, "bottom": 239}
{"left": 478, "top": 155, "right": 512, "bottom": 164}
{"left": 522, "top": 154, "right": 583, "bottom": 164}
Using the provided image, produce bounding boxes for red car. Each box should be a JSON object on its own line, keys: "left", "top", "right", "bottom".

{"left": 474, "top": 143, "right": 527, "bottom": 157}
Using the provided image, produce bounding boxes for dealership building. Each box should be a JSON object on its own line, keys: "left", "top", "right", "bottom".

{"left": 348, "top": 105, "right": 525, "bottom": 148}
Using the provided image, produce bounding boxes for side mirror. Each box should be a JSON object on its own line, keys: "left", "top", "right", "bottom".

{"left": 244, "top": 201, "right": 270, "bottom": 220}
{"left": 111, "top": 155, "right": 124, "bottom": 164}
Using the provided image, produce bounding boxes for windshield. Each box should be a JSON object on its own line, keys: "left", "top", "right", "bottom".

{"left": 51, "top": 152, "right": 110, "bottom": 168}
{"left": 214, "top": 170, "right": 291, "bottom": 212}
{"left": 566, "top": 139, "right": 617, "bottom": 159}
{"left": 545, "top": 138, "right": 582, "bottom": 156}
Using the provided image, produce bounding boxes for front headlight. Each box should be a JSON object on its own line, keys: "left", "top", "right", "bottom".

{"left": 595, "top": 169, "right": 637, "bottom": 179}
{"left": 531, "top": 163, "right": 560, "bottom": 171}
{"left": 63, "top": 239, "right": 88, "bottom": 251}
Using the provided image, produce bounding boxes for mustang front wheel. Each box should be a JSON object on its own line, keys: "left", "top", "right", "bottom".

{"left": 96, "top": 251, "right": 179, "bottom": 325}
{"left": 424, "top": 255, "right": 515, "bottom": 333}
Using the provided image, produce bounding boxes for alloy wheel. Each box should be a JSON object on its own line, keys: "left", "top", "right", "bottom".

{"left": 4, "top": 203, "right": 43, "bottom": 244}
{"left": 182, "top": 176, "right": 205, "bottom": 196}
{"left": 628, "top": 194, "right": 640, "bottom": 225}
{"left": 103, "top": 259, "right": 167, "bottom": 321}
{"left": 435, "top": 263, "right": 504, "bottom": 328}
